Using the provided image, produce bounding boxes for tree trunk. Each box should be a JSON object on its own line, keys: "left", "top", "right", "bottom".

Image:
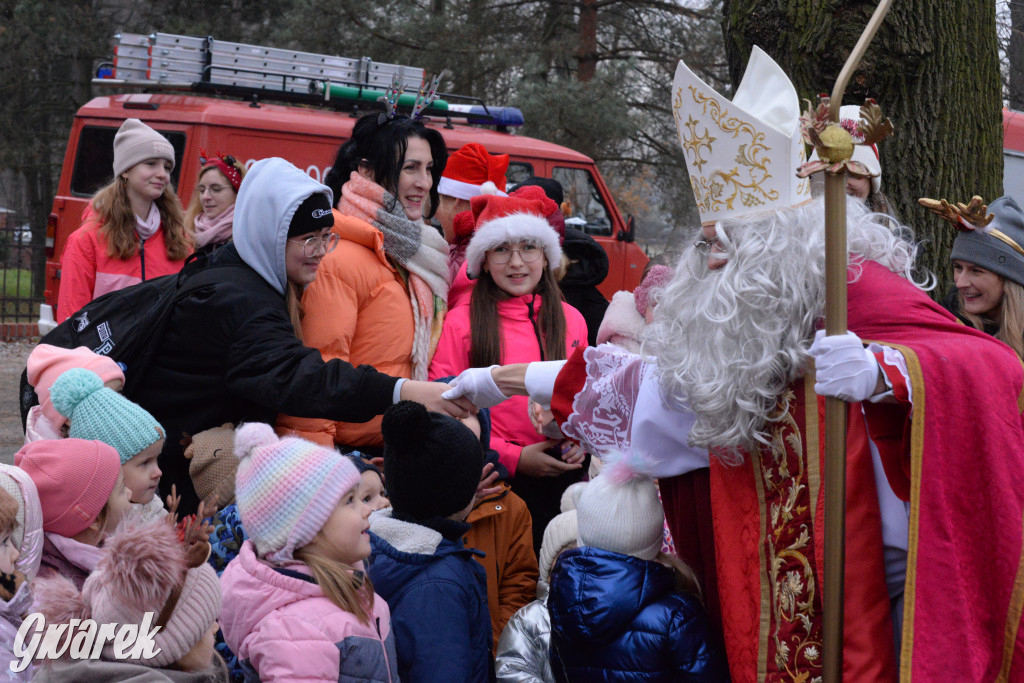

{"left": 722, "top": 0, "right": 1004, "bottom": 297}
{"left": 577, "top": 0, "right": 598, "bottom": 81}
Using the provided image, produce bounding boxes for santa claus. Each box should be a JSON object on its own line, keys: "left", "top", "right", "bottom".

{"left": 445, "top": 47, "right": 1024, "bottom": 682}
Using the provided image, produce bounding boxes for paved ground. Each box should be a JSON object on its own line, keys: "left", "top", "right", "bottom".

{"left": 0, "top": 341, "right": 34, "bottom": 465}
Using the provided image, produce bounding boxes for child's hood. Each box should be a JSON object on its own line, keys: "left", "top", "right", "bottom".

{"left": 367, "top": 508, "right": 478, "bottom": 590}
{"left": 0, "top": 465, "right": 43, "bottom": 580}
{"left": 548, "top": 546, "right": 675, "bottom": 644}
{"left": 233, "top": 157, "right": 333, "bottom": 296}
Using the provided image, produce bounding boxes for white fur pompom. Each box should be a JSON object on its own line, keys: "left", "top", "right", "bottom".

{"left": 234, "top": 422, "right": 277, "bottom": 461}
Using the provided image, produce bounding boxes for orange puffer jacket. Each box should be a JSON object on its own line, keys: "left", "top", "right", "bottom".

{"left": 277, "top": 209, "right": 414, "bottom": 448}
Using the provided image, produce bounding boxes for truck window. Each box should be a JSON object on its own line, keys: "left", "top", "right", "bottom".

{"left": 507, "top": 161, "right": 534, "bottom": 188}
{"left": 552, "top": 167, "right": 611, "bottom": 236}
{"left": 71, "top": 126, "right": 186, "bottom": 197}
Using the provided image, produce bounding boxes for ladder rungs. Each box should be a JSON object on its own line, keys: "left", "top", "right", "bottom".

{"left": 113, "top": 33, "right": 150, "bottom": 48}
{"left": 114, "top": 44, "right": 151, "bottom": 61}
{"left": 209, "top": 52, "right": 358, "bottom": 80}
{"left": 150, "top": 45, "right": 205, "bottom": 64}
{"left": 151, "top": 33, "right": 207, "bottom": 51}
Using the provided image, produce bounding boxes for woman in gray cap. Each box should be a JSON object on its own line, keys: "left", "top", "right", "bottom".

{"left": 926, "top": 194, "right": 1024, "bottom": 360}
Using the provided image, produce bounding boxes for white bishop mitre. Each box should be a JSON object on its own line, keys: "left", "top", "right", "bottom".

{"left": 672, "top": 46, "right": 810, "bottom": 226}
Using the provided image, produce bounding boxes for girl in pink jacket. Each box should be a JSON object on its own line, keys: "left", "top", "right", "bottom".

{"left": 220, "top": 424, "right": 398, "bottom": 682}
{"left": 58, "top": 118, "right": 191, "bottom": 323}
{"left": 430, "top": 193, "right": 589, "bottom": 551}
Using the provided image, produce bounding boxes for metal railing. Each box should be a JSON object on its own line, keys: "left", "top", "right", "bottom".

{"left": 0, "top": 215, "right": 45, "bottom": 324}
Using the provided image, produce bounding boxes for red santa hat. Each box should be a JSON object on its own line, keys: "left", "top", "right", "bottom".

{"left": 438, "top": 143, "right": 510, "bottom": 200}
{"left": 465, "top": 194, "right": 563, "bottom": 279}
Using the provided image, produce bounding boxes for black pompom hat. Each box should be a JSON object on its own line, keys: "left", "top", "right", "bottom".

{"left": 381, "top": 401, "right": 483, "bottom": 521}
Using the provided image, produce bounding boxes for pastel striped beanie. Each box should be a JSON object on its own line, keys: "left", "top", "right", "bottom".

{"left": 234, "top": 423, "right": 360, "bottom": 562}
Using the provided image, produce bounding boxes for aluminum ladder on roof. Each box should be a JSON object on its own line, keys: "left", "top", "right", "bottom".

{"left": 108, "top": 32, "right": 424, "bottom": 95}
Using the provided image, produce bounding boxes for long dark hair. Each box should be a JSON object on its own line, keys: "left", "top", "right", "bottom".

{"left": 324, "top": 115, "right": 447, "bottom": 219}
{"left": 469, "top": 266, "right": 568, "bottom": 367}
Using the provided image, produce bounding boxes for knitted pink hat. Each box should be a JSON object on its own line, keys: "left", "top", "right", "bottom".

{"left": 15, "top": 439, "right": 121, "bottom": 537}
{"left": 634, "top": 265, "right": 674, "bottom": 317}
{"left": 234, "top": 423, "right": 360, "bottom": 562}
{"left": 33, "top": 518, "right": 221, "bottom": 668}
{"left": 27, "top": 344, "right": 125, "bottom": 428}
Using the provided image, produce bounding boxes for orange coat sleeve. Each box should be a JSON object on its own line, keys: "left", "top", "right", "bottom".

{"left": 495, "top": 490, "right": 538, "bottom": 637}
{"left": 276, "top": 263, "right": 360, "bottom": 446}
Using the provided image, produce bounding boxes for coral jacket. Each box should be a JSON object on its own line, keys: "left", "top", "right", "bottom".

{"left": 57, "top": 206, "right": 187, "bottom": 323}
{"left": 277, "top": 209, "right": 415, "bottom": 448}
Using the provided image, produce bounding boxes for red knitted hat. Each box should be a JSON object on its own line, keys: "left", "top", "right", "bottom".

{"left": 439, "top": 143, "right": 510, "bottom": 200}
{"left": 15, "top": 439, "right": 121, "bottom": 537}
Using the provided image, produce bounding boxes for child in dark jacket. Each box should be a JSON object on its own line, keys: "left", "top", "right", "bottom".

{"left": 368, "top": 401, "right": 495, "bottom": 683}
{"left": 548, "top": 466, "right": 728, "bottom": 682}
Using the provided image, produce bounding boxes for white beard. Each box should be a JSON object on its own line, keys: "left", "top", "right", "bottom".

{"left": 643, "top": 197, "right": 931, "bottom": 460}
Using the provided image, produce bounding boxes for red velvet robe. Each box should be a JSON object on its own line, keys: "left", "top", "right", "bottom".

{"left": 551, "top": 261, "right": 1024, "bottom": 682}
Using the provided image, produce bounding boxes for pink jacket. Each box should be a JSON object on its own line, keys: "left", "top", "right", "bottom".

{"left": 430, "top": 294, "right": 588, "bottom": 475}
{"left": 57, "top": 206, "right": 188, "bottom": 323}
{"left": 220, "top": 540, "right": 398, "bottom": 683}
{"left": 447, "top": 259, "right": 474, "bottom": 309}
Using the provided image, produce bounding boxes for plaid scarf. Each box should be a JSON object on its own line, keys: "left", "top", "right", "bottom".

{"left": 340, "top": 172, "right": 450, "bottom": 379}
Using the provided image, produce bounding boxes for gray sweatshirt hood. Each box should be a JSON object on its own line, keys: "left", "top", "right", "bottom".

{"left": 233, "top": 158, "right": 333, "bottom": 295}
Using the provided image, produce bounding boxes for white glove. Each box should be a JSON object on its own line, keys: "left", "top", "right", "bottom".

{"left": 809, "top": 330, "right": 880, "bottom": 402}
{"left": 442, "top": 365, "right": 509, "bottom": 408}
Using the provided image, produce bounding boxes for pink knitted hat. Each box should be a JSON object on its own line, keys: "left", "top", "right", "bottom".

{"left": 27, "top": 345, "right": 125, "bottom": 428}
{"left": 33, "top": 519, "right": 221, "bottom": 668}
{"left": 234, "top": 423, "right": 360, "bottom": 562}
{"left": 15, "top": 439, "right": 121, "bottom": 537}
{"left": 634, "top": 265, "right": 674, "bottom": 317}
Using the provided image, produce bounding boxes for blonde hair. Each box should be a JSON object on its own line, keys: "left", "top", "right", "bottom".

{"left": 293, "top": 547, "right": 375, "bottom": 625}
{"left": 960, "top": 277, "right": 1024, "bottom": 361}
{"left": 184, "top": 162, "right": 246, "bottom": 232}
{"left": 91, "top": 176, "right": 191, "bottom": 260}
{"left": 286, "top": 281, "right": 304, "bottom": 342}
{"left": 0, "top": 488, "right": 18, "bottom": 538}
{"left": 656, "top": 552, "right": 702, "bottom": 600}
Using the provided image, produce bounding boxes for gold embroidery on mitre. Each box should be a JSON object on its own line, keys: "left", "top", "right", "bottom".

{"left": 684, "top": 86, "right": 779, "bottom": 215}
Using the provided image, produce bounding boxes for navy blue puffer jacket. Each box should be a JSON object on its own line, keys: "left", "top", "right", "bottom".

{"left": 548, "top": 547, "right": 728, "bottom": 682}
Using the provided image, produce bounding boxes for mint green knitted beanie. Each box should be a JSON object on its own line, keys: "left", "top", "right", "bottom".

{"left": 50, "top": 368, "right": 165, "bottom": 464}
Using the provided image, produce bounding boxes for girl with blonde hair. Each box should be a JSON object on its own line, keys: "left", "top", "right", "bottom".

{"left": 58, "top": 118, "right": 190, "bottom": 322}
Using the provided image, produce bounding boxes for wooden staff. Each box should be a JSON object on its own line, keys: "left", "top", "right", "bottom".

{"left": 822, "top": 2, "right": 893, "bottom": 681}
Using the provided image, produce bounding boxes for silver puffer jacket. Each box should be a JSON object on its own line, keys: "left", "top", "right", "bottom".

{"left": 495, "top": 582, "right": 555, "bottom": 683}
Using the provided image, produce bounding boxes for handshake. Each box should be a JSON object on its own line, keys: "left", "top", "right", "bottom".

{"left": 442, "top": 365, "right": 509, "bottom": 408}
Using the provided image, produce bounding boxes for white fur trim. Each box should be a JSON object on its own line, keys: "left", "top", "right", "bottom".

{"left": 438, "top": 176, "right": 508, "bottom": 201}
{"left": 465, "top": 213, "right": 562, "bottom": 279}
{"left": 369, "top": 508, "right": 443, "bottom": 555}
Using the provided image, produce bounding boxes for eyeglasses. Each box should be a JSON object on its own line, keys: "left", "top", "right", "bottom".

{"left": 693, "top": 236, "right": 725, "bottom": 255}
{"left": 488, "top": 242, "right": 544, "bottom": 264}
{"left": 289, "top": 232, "right": 340, "bottom": 257}
{"left": 197, "top": 184, "right": 229, "bottom": 195}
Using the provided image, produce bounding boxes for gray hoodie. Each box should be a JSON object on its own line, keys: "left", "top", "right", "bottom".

{"left": 233, "top": 158, "right": 333, "bottom": 295}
